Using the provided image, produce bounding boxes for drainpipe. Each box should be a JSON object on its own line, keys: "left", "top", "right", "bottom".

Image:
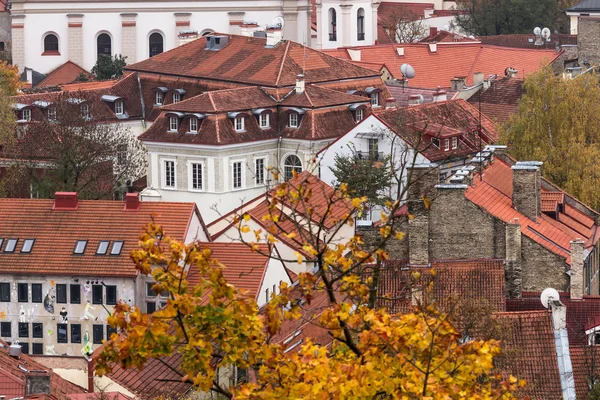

{"left": 136, "top": 72, "right": 147, "bottom": 130}
{"left": 277, "top": 136, "right": 282, "bottom": 181}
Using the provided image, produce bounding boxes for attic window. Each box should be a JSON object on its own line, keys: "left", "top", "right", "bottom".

{"left": 73, "top": 240, "right": 87, "bottom": 254}
{"left": 80, "top": 103, "right": 90, "bottom": 119}
{"left": 173, "top": 92, "right": 181, "bottom": 103}
{"left": 155, "top": 91, "right": 164, "bottom": 106}
{"left": 355, "top": 108, "right": 364, "bottom": 123}
{"left": 259, "top": 113, "right": 270, "bottom": 129}
{"left": 169, "top": 117, "right": 179, "bottom": 132}
{"left": 4, "top": 239, "right": 17, "bottom": 253}
{"left": 289, "top": 113, "right": 298, "bottom": 128}
{"left": 189, "top": 117, "right": 198, "bottom": 132}
{"left": 234, "top": 116, "right": 245, "bottom": 132}
{"left": 444, "top": 139, "right": 450, "bottom": 151}
{"left": 370, "top": 93, "right": 379, "bottom": 107}
{"left": 452, "top": 137, "right": 458, "bottom": 150}
{"left": 21, "top": 239, "right": 34, "bottom": 253}
{"left": 115, "top": 100, "right": 124, "bottom": 115}
{"left": 432, "top": 137, "right": 440, "bottom": 148}
{"left": 21, "top": 109, "right": 31, "bottom": 122}
{"left": 110, "top": 241, "right": 124, "bottom": 255}
{"left": 96, "top": 241, "right": 110, "bottom": 255}
{"left": 48, "top": 108, "right": 57, "bottom": 120}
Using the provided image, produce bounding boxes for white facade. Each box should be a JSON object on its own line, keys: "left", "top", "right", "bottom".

{"left": 316, "top": 1, "right": 377, "bottom": 49}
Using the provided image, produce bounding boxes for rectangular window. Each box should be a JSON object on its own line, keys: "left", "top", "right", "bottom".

{"left": 234, "top": 116, "right": 245, "bottom": 132}
{"left": 370, "top": 93, "right": 379, "bottom": 107}
{"left": 106, "top": 285, "right": 117, "bottom": 305}
{"left": 356, "top": 108, "right": 364, "bottom": 123}
{"left": 189, "top": 118, "right": 198, "bottom": 132}
{"left": 32, "top": 343, "right": 43, "bottom": 355}
{"left": 146, "top": 301, "right": 156, "bottom": 314}
{"left": 107, "top": 325, "right": 117, "bottom": 339}
{"left": 190, "top": 163, "right": 203, "bottom": 191}
{"left": 146, "top": 282, "right": 157, "bottom": 297}
{"left": 22, "top": 108, "right": 31, "bottom": 121}
{"left": 0, "top": 283, "right": 10, "bottom": 302}
{"left": 452, "top": 136, "right": 458, "bottom": 149}
{"left": 4, "top": 239, "right": 17, "bottom": 253}
{"left": 81, "top": 104, "right": 89, "bottom": 119}
{"left": 70, "top": 284, "right": 81, "bottom": 304}
{"left": 92, "top": 285, "right": 103, "bottom": 304}
{"left": 368, "top": 138, "right": 379, "bottom": 159}
{"left": 93, "top": 324, "right": 104, "bottom": 344}
{"left": 57, "top": 324, "right": 68, "bottom": 343}
{"left": 232, "top": 161, "right": 243, "bottom": 189}
{"left": 259, "top": 114, "right": 269, "bottom": 129}
{"left": 289, "top": 113, "right": 298, "bottom": 128}
{"left": 56, "top": 284, "right": 67, "bottom": 304}
{"left": 1, "top": 322, "right": 11, "bottom": 337}
{"left": 32, "top": 322, "right": 43, "bottom": 338}
{"left": 444, "top": 138, "right": 450, "bottom": 151}
{"left": 155, "top": 91, "right": 163, "bottom": 105}
{"left": 71, "top": 324, "right": 82, "bottom": 343}
{"left": 173, "top": 92, "right": 181, "bottom": 103}
{"left": 169, "top": 117, "right": 178, "bottom": 132}
{"left": 18, "top": 322, "right": 29, "bottom": 338}
{"left": 48, "top": 108, "right": 57, "bottom": 120}
{"left": 73, "top": 240, "right": 87, "bottom": 254}
{"left": 432, "top": 137, "right": 440, "bottom": 149}
{"left": 164, "top": 160, "right": 175, "bottom": 188}
{"left": 255, "top": 158, "right": 265, "bottom": 185}
{"left": 96, "top": 241, "right": 109, "bottom": 255}
{"left": 21, "top": 239, "right": 34, "bottom": 253}
{"left": 110, "top": 241, "right": 124, "bottom": 255}
{"left": 32, "top": 284, "right": 42, "bottom": 303}
{"left": 115, "top": 100, "right": 124, "bottom": 114}
{"left": 20, "top": 342, "right": 29, "bottom": 355}
{"left": 18, "top": 283, "right": 28, "bottom": 302}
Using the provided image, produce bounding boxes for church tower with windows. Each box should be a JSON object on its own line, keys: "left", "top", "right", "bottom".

{"left": 314, "top": 0, "right": 378, "bottom": 49}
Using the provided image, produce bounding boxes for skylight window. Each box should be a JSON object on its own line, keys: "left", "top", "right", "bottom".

{"left": 110, "top": 241, "right": 124, "bottom": 255}
{"left": 4, "top": 239, "right": 18, "bottom": 253}
{"left": 96, "top": 241, "right": 110, "bottom": 255}
{"left": 73, "top": 240, "right": 87, "bottom": 255}
{"left": 21, "top": 239, "right": 35, "bottom": 253}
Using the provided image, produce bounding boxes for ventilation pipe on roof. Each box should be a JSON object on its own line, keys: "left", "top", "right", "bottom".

{"left": 473, "top": 72, "right": 484, "bottom": 85}
{"left": 240, "top": 21, "right": 260, "bottom": 37}
{"left": 450, "top": 76, "right": 466, "bottom": 91}
{"left": 265, "top": 24, "right": 283, "bottom": 47}
{"left": 295, "top": 74, "right": 305, "bottom": 94}
{"left": 408, "top": 94, "right": 424, "bottom": 106}
{"left": 429, "top": 27, "right": 438, "bottom": 38}
{"left": 53, "top": 192, "right": 79, "bottom": 211}
{"left": 9, "top": 342, "right": 21, "bottom": 358}
{"left": 505, "top": 67, "right": 518, "bottom": 78}
{"left": 570, "top": 239, "right": 585, "bottom": 300}
{"left": 124, "top": 192, "right": 141, "bottom": 211}
{"left": 385, "top": 97, "right": 396, "bottom": 110}
{"left": 432, "top": 87, "right": 447, "bottom": 102}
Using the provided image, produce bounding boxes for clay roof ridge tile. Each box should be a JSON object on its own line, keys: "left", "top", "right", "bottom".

{"left": 304, "top": 87, "right": 315, "bottom": 108}
{"left": 275, "top": 41, "right": 292, "bottom": 87}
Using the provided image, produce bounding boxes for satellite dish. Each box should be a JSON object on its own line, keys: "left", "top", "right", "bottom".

{"left": 400, "top": 63, "right": 415, "bottom": 80}
{"left": 533, "top": 27, "right": 542, "bottom": 36}
{"left": 542, "top": 27, "right": 551, "bottom": 39}
{"left": 272, "top": 16, "right": 285, "bottom": 28}
{"left": 443, "top": 24, "right": 450, "bottom": 31}
{"left": 540, "top": 287, "right": 560, "bottom": 308}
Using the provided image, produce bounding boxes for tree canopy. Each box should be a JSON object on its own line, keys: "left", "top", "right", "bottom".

{"left": 0, "top": 61, "right": 20, "bottom": 196}
{"left": 502, "top": 67, "right": 600, "bottom": 210}
{"left": 91, "top": 54, "right": 127, "bottom": 80}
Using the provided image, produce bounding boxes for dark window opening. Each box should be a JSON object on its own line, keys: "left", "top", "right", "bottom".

{"left": 56, "top": 284, "right": 67, "bottom": 304}
{"left": 1, "top": 322, "right": 11, "bottom": 337}
{"left": 71, "top": 324, "right": 82, "bottom": 343}
{"left": 32, "top": 322, "right": 43, "bottom": 338}
{"left": 146, "top": 282, "right": 157, "bottom": 297}
{"left": 149, "top": 32, "right": 164, "bottom": 57}
{"left": 70, "top": 284, "right": 81, "bottom": 304}
{"left": 146, "top": 301, "right": 156, "bottom": 314}
{"left": 93, "top": 324, "right": 104, "bottom": 344}
{"left": 0, "top": 42, "right": 5, "bottom": 51}
{"left": 92, "top": 285, "right": 103, "bottom": 304}
{"left": 106, "top": 285, "right": 117, "bottom": 305}
{"left": 0, "top": 283, "right": 9, "bottom": 302}
{"left": 32, "top": 343, "right": 43, "bottom": 355}
{"left": 44, "top": 34, "right": 59, "bottom": 53}
{"left": 97, "top": 33, "right": 112, "bottom": 57}
{"left": 57, "top": 324, "right": 68, "bottom": 343}
{"left": 32, "top": 284, "right": 42, "bottom": 303}
{"left": 107, "top": 325, "right": 117, "bottom": 339}
{"left": 20, "top": 342, "right": 29, "bottom": 354}
{"left": 18, "top": 322, "right": 29, "bottom": 338}
{"left": 329, "top": 8, "right": 337, "bottom": 41}
{"left": 18, "top": 283, "right": 28, "bottom": 302}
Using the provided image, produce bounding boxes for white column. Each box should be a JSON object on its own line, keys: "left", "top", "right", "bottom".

{"left": 315, "top": 2, "right": 323, "bottom": 49}
{"left": 340, "top": 4, "right": 353, "bottom": 47}
{"left": 371, "top": 1, "right": 380, "bottom": 44}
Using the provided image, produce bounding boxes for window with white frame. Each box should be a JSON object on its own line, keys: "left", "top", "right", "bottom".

{"left": 452, "top": 136, "right": 458, "bottom": 150}
{"left": 234, "top": 116, "right": 245, "bottom": 132}
{"left": 444, "top": 139, "right": 450, "bottom": 151}
{"left": 80, "top": 103, "right": 89, "bottom": 119}
{"left": 22, "top": 109, "right": 31, "bottom": 121}
{"left": 259, "top": 113, "right": 269, "bottom": 129}
{"left": 115, "top": 100, "right": 124, "bottom": 115}
{"left": 164, "top": 160, "right": 175, "bottom": 188}
{"left": 284, "top": 154, "right": 302, "bottom": 181}
{"left": 189, "top": 162, "right": 203, "bottom": 190}
{"left": 355, "top": 108, "right": 364, "bottom": 123}
{"left": 173, "top": 92, "right": 181, "bottom": 103}
{"left": 232, "top": 161, "right": 243, "bottom": 189}
{"left": 155, "top": 91, "right": 164, "bottom": 105}
{"left": 189, "top": 118, "right": 198, "bottom": 133}
{"left": 169, "top": 117, "right": 178, "bottom": 132}
{"left": 255, "top": 158, "right": 266, "bottom": 185}
{"left": 289, "top": 113, "right": 298, "bottom": 128}
{"left": 370, "top": 93, "right": 379, "bottom": 107}
{"left": 48, "top": 108, "right": 57, "bottom": 120}
{"left": 432, "top": 137, "right": 440, "bottom": 148}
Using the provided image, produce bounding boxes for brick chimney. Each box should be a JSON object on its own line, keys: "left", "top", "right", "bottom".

{"left": 124, "top": 192, "right": 141, "bottom": 211}
{"left": 505, "top": 219, "right": 522, "bottom": 298}
{"left": 473, "top": 72, "right": 484, "bottom": 85}
{"left": 408, "top": 94, "right": 422, "bottom": 106}
{"left": 295, "top": 74, "right": 305, "bottom": 94}
{"left": 432, "top": 87, "right": 447, "bottom": 102}
{"left": 429, "top": 26, "right": 438, "bottom": 38}
{"left": 570, "top": 239, "right": 585, "bottom": 300}
{"left": 53, "top": 192, "right": 78, "bottom": 210}
{"left": 450, "top": 76, "right": 467, "bottom": 90}
{"left": 265, "top": 25, "right": 282, "bottom": 47}
{"left": 511, "top": 162, "right": 542, "bottom": 221}
{"left": 407, "top": 164, "right": 439, "bottom": 265}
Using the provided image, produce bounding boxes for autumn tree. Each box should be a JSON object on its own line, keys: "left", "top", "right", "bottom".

{"left": 379, "top": 7, "right": 428, "bottom": 43}
{"left": 454, "top": 0, "right": 559, "bottom": 36}
{"left": 501, "top": 67, "right": 600, "bottom": 210}
{"left": 96, "top": 156, "right": 522, "bottom": 398}
{"left": 0, "top": 61, "right": 21, "bottom": 196}
{"left": 11, "top": 91, "right": 145, "bottom": 199}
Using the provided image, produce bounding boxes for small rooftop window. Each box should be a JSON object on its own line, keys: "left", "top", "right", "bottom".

{"left": 110, "top": 241, "right": 124, "bottom": 255}
{"left": 21, "top": 239, "right": 35, "bottom": 253}
{"left": 4, "top": 239, "right": 17, "bottom": 253}
{"left": 73, "top": 240, "right": 87, "bottom": 255}
{"left": 96, "top": 241, "right": 110, "bottom": 255}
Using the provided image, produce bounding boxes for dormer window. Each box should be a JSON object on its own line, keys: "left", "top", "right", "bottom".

{"left": 80, "top": 103, "right": 89, "bottom": 119}
{"left": 355, "top": 108, "right": 364, "bottom": 123}
{"left": 114, "top": 100, "right": 124, "bottom": 115}
{"left": 259, "top": 113, "right": 270, "bottom": 129}
{"left": 444, "top": 139, "right": 450, "bottom": 151}
{"left": 370, "top": 93, "right": 379, "bottom": 107}
{"left": 235, "top": 116, "right": 245, "bottom": 132}
{"left": 452, "top": 137, "right": 458, "bottom": 150}
{"left": 289, "top": 113, "right": 298, "bottom": 128}
{"left": 432, "top": 137, "right": 440, "bottom": 148}
{"left": 155, "top": 91, "right": 164, "bottom": 106}
{"left": 189, "top": 117, "right": 198, "bottom": 132}
{"left": 22, "top": 109, "right": 31, "bottom": 122}
{"left": 169, "top": 117, "right": 178, "bottom": 132}
{"left": 173, "top": 92, "right": 181, "bottom": 103}
{"left": 48, "top": 108, "right": 56, "bottom": 120}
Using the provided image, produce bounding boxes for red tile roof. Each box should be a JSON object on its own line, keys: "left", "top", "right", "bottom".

{"left": 465, "top": 157, "right": 600, "bottom": 265}
{"left": 187, "top": 242, "right": 270, "bottom": 300}
{"left": 0, "top": 197, "right": 202, "bottom": 277}
{"left": 280, "top": 85, "right": 370, "bottom": 108}
{"left": 467, "top": 77, "right": 524, "bottom": 124}
{"left": 324, "top": 43, "right": 560, "bottom": 88}
{"left": 126, "top": 34, "right": 382, "bottom": 88}
{"left": 37, "top": 61, "right": 91, "bottom": 88}
{"left": 479, "top": 34, "right": 577, "bottom": 49}
{"left": 68, "top": 393, "right": 132, "bottom": 400}
{"left": 0, "top": 340, "right": 86, "bottom": 397}
{"left": 570, "top": 345, "right": 600, "bottom": 398}
{"left": 161, "top": 86, "right": 277, "bottom": 113}
{"left": 387, "top": 85, "right": 458, "bottom": 108}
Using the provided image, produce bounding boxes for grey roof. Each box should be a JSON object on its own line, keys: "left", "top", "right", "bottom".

{"left": 101, "top": 95, "right": 122, "bottom": 102}
{"left": 568, "top": 0, "right": 600, "bottom": 12}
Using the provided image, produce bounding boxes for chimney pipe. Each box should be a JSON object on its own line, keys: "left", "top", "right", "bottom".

{"left": 429, "top": 26, "right": 438, "bottom": 38}
{"left": 407, "top": 164, "right": 439, "bottom": 266}
{"left": 295, "top": 74, "right": 305, "bottom": 94}
{"left": 87, "top": 356, "right": 95, "bottom": 392}
{"left": 124, "top": 192, "right": 141, "bottom": 211}
{"left": 53, "top": 192, "right": 79, "bottom": 210}
{"left": 505, "top": 219, "right": 522, "bottom": 299}
{"left": 432, "top": 87, "right": 447, "bottom": 102}
{"left": 570, "top": 239, "right": 585, "bottom": 300}
{"left": 450, "top": 76, "right": 467, "bottom": 91}
{"left": 511, "top": 162, "right": 542, "bottom": 221}
{"left": 265, "top": 25, "right": 282, "bottom": 47}
{"left": 473, "top": 72, "right": 484, "bottom": 85}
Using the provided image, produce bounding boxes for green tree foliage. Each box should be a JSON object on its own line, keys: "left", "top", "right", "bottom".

{"left": 91, "top": 54, "right": 127, "bottom": 80}
{"left": 501, "top": 67, "right": 600, "bottom": 210}
{"left": 329, "top": 148, "right": 393, "bottom": 207}
{"left": 454, "top": 0, "right": 558, "bottom": 36}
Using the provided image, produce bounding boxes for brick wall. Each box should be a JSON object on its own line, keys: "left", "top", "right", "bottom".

{"left": 67, "top": 14, "right": 83, "bottom": 67}
{"left": 578, "top": 17, "right": 600, "bottom": 64}
{"left": 11, "top": 15, "right": 25, "bottom": 72}
{"left": 120, "top": 13, "right": 137, "bottom": 64}
{"left": 521, "top": 235, "right": 568, "bottom": 292}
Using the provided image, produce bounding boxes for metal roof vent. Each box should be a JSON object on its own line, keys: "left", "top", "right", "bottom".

{"left": 205, "top": 35, "right": 229, "bottom": 51}
{"left": 9, "top": 342, "right": 22, "bottom": 358}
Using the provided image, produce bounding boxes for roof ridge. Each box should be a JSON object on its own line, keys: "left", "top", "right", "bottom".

{"left": 207, "top": 91, "right": 217, "bottom": 113}
{"left": 304, "top": 87, "right": 315, "bottom": 107}
{"left": 275, "top": 41, "right": 292, "bottom": 87}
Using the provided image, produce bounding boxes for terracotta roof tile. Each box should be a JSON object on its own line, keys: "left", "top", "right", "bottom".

{"left": 280, "top": 85, "right": 370, "bottom": 108}
{"left": 37, "top": 61, "right": 91, "bottom": 88}
{"left": 479, "top": 34, "right": 577, "bottom": 49}
{"left": 467, "top": 77, "right": 524, "bottom": 124}
{"left": 162, "top": 86, "right": 277, "bottom": 113}
{"left": 0, "top": 197, "right": 201, "bottom": 277}
{"left": 570, "top": 345, "right": 600, "bottom": 398}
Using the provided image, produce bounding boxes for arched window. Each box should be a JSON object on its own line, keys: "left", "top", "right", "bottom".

{"left": 328, "top": 8, "right": 337, "bottom": 41}
{"left": 283, "top": 155, "right": 302, "bottom": 181}
{"left": 97, "top": 33, "right": 112, "bottom": 57}
{"left": 357, "top": 8, "right": 365, "bottom": 41}
{"left": 43, "top": 34, "right": 59, "bottom": 54}
{"left": 149, "top": 32, "right": 164, "bottom": 57}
